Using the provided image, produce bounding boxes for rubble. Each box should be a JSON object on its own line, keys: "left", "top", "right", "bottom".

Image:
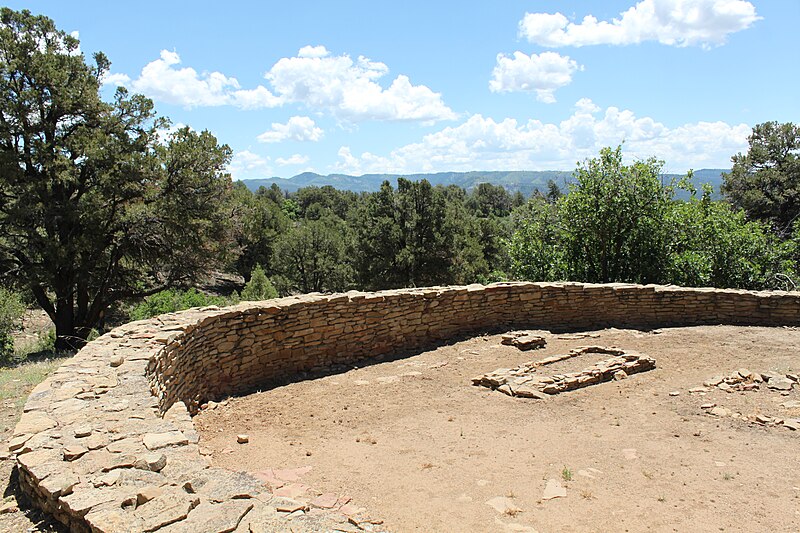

{"left": 472, "top": 346, "right": 655, "bottom": 398}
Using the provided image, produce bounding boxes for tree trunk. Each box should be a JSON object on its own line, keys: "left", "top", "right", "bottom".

{"left": 53, "top": 300, "right": 88, "bottom": 352}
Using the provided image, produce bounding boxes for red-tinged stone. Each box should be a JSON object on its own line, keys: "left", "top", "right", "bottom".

{"left": 273, "top": 465, "right": 312, "bottom": 482}
{"left": 252, "top": 469, "right": 283, "bottom": 488}
{"left": 338, "top": 503, "right": 366, "bottom": 516}
{"left": 273, "top": 482, "right": 309, "bottom": 499}
{"left": 310, "top": 492, "right": 339, "bottom": 509}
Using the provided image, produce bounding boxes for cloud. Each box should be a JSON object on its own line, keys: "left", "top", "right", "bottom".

{"left": 265, "top": 46, "right": 456, "bottom": 122}
{"left": 257, "top": 116, "right": 324, "bottom": 143}
{"left": 119, "top": 50, "right": 280, "bottom": 109}
{"left": 276, "top": 154, "right": 310, "bottom": 166}
{"left": 297, "top": 45, "right": 329, "bottom": 58}
{"left": 519, "top": 0, "right": 760, "bottom": 49}
{"left": 154, "top": 121, "right": 190, "bottom": 144}
{"left": 228, "top": 150, "right": 272, "bottom": 180}
{"left": 489, "top": 51, "right": 582, "bottom": 103}
{"left": 100, "top": 72, "right": 131, "bottom": 87}
{"left": 112, "top": 46, "right": 454, "bottom": 122}
{"left": 332, "top": 99, "right": 750, "bottom": 174}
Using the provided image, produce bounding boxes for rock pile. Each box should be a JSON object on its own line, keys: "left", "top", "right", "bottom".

{"left": 701, "top": 369, "right": 798, "bottom": 393}
{"left": 500, "top": 331, "right": 546, "bottom": 350}
{"left": 472, "top": 346, "right": 656, "bottom": 399}
{"left": 697, "top": 369, "right": 800, "bottom": 431}
{"left": 704, "top": 403, "right": 800, "bottom": 431}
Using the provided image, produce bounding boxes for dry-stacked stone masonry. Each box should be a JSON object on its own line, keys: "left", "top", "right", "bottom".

{"left": 10, "top": 282, "right": 800, "bottom": 532}
{"left": 472, "top": 346, "right": 657, "bottom": 398}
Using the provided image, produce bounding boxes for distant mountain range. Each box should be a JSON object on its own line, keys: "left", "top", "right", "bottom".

{"left": 239, "top": 169, "right": 729, "bottom": 198}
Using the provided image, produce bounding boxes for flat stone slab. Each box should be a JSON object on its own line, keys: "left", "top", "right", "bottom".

{"left": 143, "top": 431, "right": 189, "bottom": 451}
{"left": 485, "top": 496, "right": 522, "bottom": 514}
{"left": 473, "top": 346, "right": 655, "bottom": 398}
{"left": 501, "top": 331, "right": 547, "bottom": 350}
{"left": 13, "top": 412, "right": 57, "bottom": 436}
{"left": 542, "top": 479, "right": 567, "bottom": 500}
{"left": 156, "top": 499, "right": 254, "bottom": 532}
{"left": 133, "top": 491, "right": 200, "bottom": 532}
{"left": 183, "top": 468, "right": 266, "bottom": 502}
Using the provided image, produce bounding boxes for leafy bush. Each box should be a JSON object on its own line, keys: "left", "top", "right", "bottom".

{"left": 128, "top": 288, "right": 230, "bottom": 321}
{"left": 240, "top": 264, "right": 278, "bottom": 301}
{"left": 0, "top": 287, "right": 25, "bottom": 363}
{"left": 666, "top": 186, "right": 776, "bottom": 289}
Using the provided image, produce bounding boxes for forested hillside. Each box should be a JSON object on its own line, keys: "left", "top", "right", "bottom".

{"left": 240, "top": 168, "right": 729, "bottom": 198}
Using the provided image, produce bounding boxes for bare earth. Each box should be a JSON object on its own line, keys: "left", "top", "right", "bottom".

{"left": 196, "top": 325, "right": 800, "bottom": 533}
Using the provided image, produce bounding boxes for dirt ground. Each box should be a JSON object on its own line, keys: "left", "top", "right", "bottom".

{"left": 196, "top": 325, "right": 800, "bottom": 533}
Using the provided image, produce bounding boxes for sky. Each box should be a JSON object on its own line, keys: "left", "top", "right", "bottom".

{"left": 12, "top": 0, "right": 800, "bottom": 179}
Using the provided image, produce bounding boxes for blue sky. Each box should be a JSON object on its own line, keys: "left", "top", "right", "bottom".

{"left": 13, "top": 0, "right": 800, "bottom": 179}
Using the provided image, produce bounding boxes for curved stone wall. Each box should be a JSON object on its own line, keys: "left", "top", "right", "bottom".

{"left": 10, "top": 282, "right": 800, "bottom": 532}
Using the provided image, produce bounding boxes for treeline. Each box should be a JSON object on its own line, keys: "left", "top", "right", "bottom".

{"left": 231, "top": 179, "right": 525, "bottom": 294}
{"left": 231, "top": 140, "right": 799, "bottom": 299}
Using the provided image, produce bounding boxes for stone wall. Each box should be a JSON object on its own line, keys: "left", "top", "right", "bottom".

{"left": 10, "top": 282, "right": 800, "bottom": 532}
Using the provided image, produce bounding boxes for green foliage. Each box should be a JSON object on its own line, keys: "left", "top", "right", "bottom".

{"left": 295, "top": 186, "right": 359, "bottom": 220}
{"left": 128, "top": 289, "right": 229, "bottom": 321}
{"left": 240, "top": 265, "right": 278, "bottom": 301}
{"left": 508, "top": 145, "right": 790, "bottom": 290}
{"left": 560, "top": 146, "right": 672, "bottom": 283}
{"left": 0, "top": 287, "right": 25, "bottom": 362}
{"left": 231, "top": 182, "right": 288, "bottom": 278}
{"left": 545, "top": 179, "right": 563, "bottom": 204}
{"left": 666, "top": 186, "right": 775, "bottom": 289}
{"left": 723, "top": 121, "right": 800, "bottom": 235}
{"left": 273, "top": 216, "right": 353, "bottom": 294}
{"left": 0, "top": 9, "right": 233, "bottom": 349}
{"left": 467, "top": 183, "right": 512, "bottom": 218}
{"left": 509, "top": 198, "right": 565, "bottom": 281}
{"left": 350, "top": 178, "right": 506, "bottom": 289}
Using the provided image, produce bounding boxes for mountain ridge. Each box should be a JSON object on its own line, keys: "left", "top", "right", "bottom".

{"left": 239, "top": 169, "right": 729, "bottom": 197}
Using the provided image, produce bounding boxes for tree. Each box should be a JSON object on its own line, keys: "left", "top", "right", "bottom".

{"left": 351, "top": 181, "right": 404, "bottom": 289}
{"left": 468, "top": 183, "right": 512, "bottom": 218}
{"left": 667, "top": 184, "right": 776, "bottom": 289}
{"left": 273, "top": 216, "right": 353, "bottom": 294}
{"left": 0, "top": 9, "right": 233, "bottom": 350}
{"left": 559, "top": 146, "right": 672, "bottom": 283}
{"left": 353, "top": 179, "right": 462, "bottom": 289}
{"left": 230, "top": 182, "right": 288, "bottom": 279}
{"left": 722, "top": 122, "right": 800, "bottom": 236}
{"left": 508, "top": 197, "right": 564, "bottom": 282}
{"left": 545, "top": 179, "right": 562, "bottom": 204}
{"left": 240, "top": 264, "right": 278, "bottom": 301}
{"left": 295, "top": 185, "right": 358, "bottom": 220}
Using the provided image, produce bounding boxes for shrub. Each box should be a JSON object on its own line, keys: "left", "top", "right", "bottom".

{"left": 128, "top": 288, "right": 229, "bottom": 321}
{"left": 240, "top": 264, "right": 278, "bottom": 301}
{"left": 0, "top": 287, "right": 25, "bottom": 363}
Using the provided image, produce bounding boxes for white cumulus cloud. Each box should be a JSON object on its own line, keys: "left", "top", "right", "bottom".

{"left": 276, "top": 154, "right": 310, "bottom": 166}
{"left": 257, "top": 116, "right": 324, "bottom": 143}
{"left": 120, "top": 50, "right": 280, "bottom": 109}
{"left": 100, "top": 72, "right": 131, "bottom": 87}
{"left": 332, "top": 99, "right": 750, "bottom": 174}
{"left": 111, "top": 46, "right": 454, "bottom": 123}
{"left": 490, "top": 51, "right": 582, "bottom": 103}
{"left": 265, "top": 46, "right": 456, "bottom": 122}
{"left": 228, "top": 150, "right": 273, "bottom": 180}
{"left": 519, "top": 0, "right": 760, "bottom": 49}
